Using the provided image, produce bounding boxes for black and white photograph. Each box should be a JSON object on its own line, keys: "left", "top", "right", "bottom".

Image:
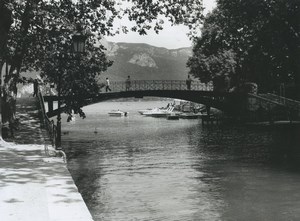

{"left": 1, "top": 0, "right": 300, "bottom": 220}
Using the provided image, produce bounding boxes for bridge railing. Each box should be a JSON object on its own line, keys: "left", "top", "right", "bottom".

{"left": 265, "top": 93, "right": 300, "bottom": 111}
{"left": 37, "top": 86, "right": 58, "bottom": 148}
{"left": 109, "top": 80, "right": 213, "bottom": 92}
{"left": 248, "top": 93, "right": 284, "bottom": 110}
{"left": 248, "top": 93, "right": 300, "bottom": 120}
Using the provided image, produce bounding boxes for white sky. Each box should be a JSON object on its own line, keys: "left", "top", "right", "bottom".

{"left": 106, "top": 0, "right": 216, "bottom": 49}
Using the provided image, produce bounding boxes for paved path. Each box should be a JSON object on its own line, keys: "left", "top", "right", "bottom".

{"left": 0, "top": 98, "right": 94, "bottom": 221}
{"left": 6, "top": 97, "right": 50, "bottom": 144}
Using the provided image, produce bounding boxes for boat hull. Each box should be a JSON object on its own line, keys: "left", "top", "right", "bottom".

{"left": 179, "top": 113, "right": 201, "bottom": 119}
{"left": 108, "top": 111, "right": 128, "bottom": 117}
{"left": 108, "top": 113, "right": 124, "bottom": 117}
{"left": 167, "top": 115, "right": 179, "bottom": 120}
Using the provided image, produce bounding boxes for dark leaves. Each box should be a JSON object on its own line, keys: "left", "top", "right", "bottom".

{"left": 188, "top": 0, "right": 300, "bottom": 91}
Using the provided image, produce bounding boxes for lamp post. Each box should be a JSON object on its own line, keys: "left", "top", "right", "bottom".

{"left": 72, "top": 31, "right": 87, "bottom": 54}
{"left": 56, "top": 29, "right": 87, "bottom": 149}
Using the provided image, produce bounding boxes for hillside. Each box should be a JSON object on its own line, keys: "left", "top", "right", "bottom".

{"left": 101, "top": 41, "right": 192, "bottom": 82}
{"left": 13, "top": 41, "right": 192, "bottom": 96}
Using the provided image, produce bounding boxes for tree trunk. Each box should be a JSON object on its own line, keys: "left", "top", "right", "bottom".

{"left": 295, "top": 46, "right": 300, "bottom": 100}
{"left": 286, "top": 39, "right": 300, "bottom": 100}
{"left": 0, "top": 1, "right": 12, "bottom": 63}
{"left": 0, "top": 1, "right": 13, "bottom": 140}
{"left": 2, "top": 1, "right": 34, "bottom": 138}
{"left": 294, "top": 72, "right": 299, "bottom": 100}
{"left": 5, "top": 0, "right": 32, "bottom": 81}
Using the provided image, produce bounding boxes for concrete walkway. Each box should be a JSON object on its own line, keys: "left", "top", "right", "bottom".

{"left": 0, "top": 98, "right": 94, "bottom": 221}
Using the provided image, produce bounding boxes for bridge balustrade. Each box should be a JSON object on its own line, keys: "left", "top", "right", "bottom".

{"left": 248, "top": 93, "right": 300, "bottom": 112}
{"left": 43, "top": 80, "right": 217, "bottom": 118}
{"left": 37, "top": 87, "right": 58, "bottom": 148}
{"left": 265, "top": 93, "right": 300, "bottom": 111}
{"left": 108, "top": 80, "right": 213, "bottom": 92}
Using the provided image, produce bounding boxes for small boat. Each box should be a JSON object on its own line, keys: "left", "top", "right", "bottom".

{"left": 143, "top": 107, "right": 175, "bottom": 118}
{"left": 94, "top": 127, "right": 98, "bottom": 134}
{"left": 138, "top": 108, "right": 154, "bottom": 115}
{"left": 108, "top": 110, "right": 128, "bottom": 117}
{"left": 179, "top": 113, "right": 201, "bottom": 119}
{"left": 167, "top": 112, "right": 179, "bottom": 120}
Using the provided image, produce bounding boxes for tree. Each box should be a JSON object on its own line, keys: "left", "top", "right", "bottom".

{"left": 0, "top": 1, "right": 13, "bottom": 65}
{"left": 187, "top": 9, "right": 237, "bottom": 86}
{"left": 0, "top": 0, "right": 205, "bottom": 135}
{"left": 0, "top": 1, "right": 13, "bottom": 140}
{"left": 188, "top": 0, "right": 300, "bottom": 97}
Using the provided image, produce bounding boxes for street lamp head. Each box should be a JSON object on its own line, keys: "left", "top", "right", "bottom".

{"left": 72, "top": 31, "right": 87, "bottom": 53}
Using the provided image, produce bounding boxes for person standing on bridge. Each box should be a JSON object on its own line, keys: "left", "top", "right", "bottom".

{"left": 33, "top": 79, "right": 39, "bottom": 97}
{"left": 106, "top": 77, "right": 112, "bottom": 92}
{"left": 186, "top": 75, "right": 192, "bottom": 90}
{"left": 50, "top": 83, "right": 56, "bottom": 95}
{"left": 125, "top": 75, "right": 131, "bottom": 91}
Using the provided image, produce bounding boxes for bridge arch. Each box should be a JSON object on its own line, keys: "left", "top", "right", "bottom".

{"left": 43, "top": 80, "right": 241, "bottom": 118}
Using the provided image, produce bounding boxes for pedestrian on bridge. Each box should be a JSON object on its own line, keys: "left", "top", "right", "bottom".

{"left": 186, "top": 75, "right": 192, "bottom": 90}
{"left": 106, "top": 77, "right": 112, "bottom": 92}
{"left": 50, "top": 83, "right": 56, "bottom": 95}
{"left": 33, "top": 79, "right": 39, "bottom": 97}
{"left": 125, "top": 75, "right": 131, "bottom": 91}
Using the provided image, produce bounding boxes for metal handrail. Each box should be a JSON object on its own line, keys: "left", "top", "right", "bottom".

{"left": 248, "top": 93, "right": 300, "bottom": 119}
{"left": 37, "top": 87, "right": 58, "bottom": 148}
{"left": 108, "top": 80, "right": 213, "bottom": 92}
{"left": 266, "top": 93, "right": 300, "bottom": 110}
{"left": 248, "top": 93, "right": 285, "bottom": 107}
{"left": 266, "top": 93, "right": 300, "bottom": 103}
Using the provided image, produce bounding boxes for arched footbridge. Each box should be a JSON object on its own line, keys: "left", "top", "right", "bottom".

{"left": 43, "top": 80, "right": 246, "bottom": 118}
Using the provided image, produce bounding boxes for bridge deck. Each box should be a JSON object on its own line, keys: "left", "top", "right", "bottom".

{"left": 42, "top": 80, "right": 244, "bottom": 118}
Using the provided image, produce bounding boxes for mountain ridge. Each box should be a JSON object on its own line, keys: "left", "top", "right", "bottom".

{"left": 100, "top": 41, "right": 192, "bottom": 82}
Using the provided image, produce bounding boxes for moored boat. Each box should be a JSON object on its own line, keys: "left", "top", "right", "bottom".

{"left": 144, "top": 106, "right": 175, "bottom": 118}
{"left": 108, "top": 110, "right": 128, "bottom": 117}
{"left": 179, "top": 113, "right": 201, "bottom": 119}
{"left": 138, "top": 108, "right": 159, "bottom": 115}
{"left": 167, "top": 112, "right": 179, "bottom": 120}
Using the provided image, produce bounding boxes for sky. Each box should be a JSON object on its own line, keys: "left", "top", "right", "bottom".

{"left": 106, "top": 0, "right": 217, "bottom": 49}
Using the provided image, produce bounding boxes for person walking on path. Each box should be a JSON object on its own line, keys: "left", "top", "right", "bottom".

{"left": 33, "top": 79, "right": 39, "bottom": 97}
{"left": 106, "top": 77, "right": 112, "bottom": 92}
{"left": 186, "top": 75, "right": 192, "bottom": 90}
{"left": 125, "top": 75, "right": 131, "bottom": 91}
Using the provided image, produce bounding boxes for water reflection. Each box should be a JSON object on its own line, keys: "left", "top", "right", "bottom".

{"left": 63, "top": 101, "right": 300, "bottom": 221}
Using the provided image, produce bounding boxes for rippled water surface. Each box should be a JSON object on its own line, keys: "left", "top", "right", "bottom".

{"left": 62, "top": 100, "right": 300, "bottom": 221}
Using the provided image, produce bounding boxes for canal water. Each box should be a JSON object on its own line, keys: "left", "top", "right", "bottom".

{"left": 62, "top": 100, "right": 300, "bottom": 221}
